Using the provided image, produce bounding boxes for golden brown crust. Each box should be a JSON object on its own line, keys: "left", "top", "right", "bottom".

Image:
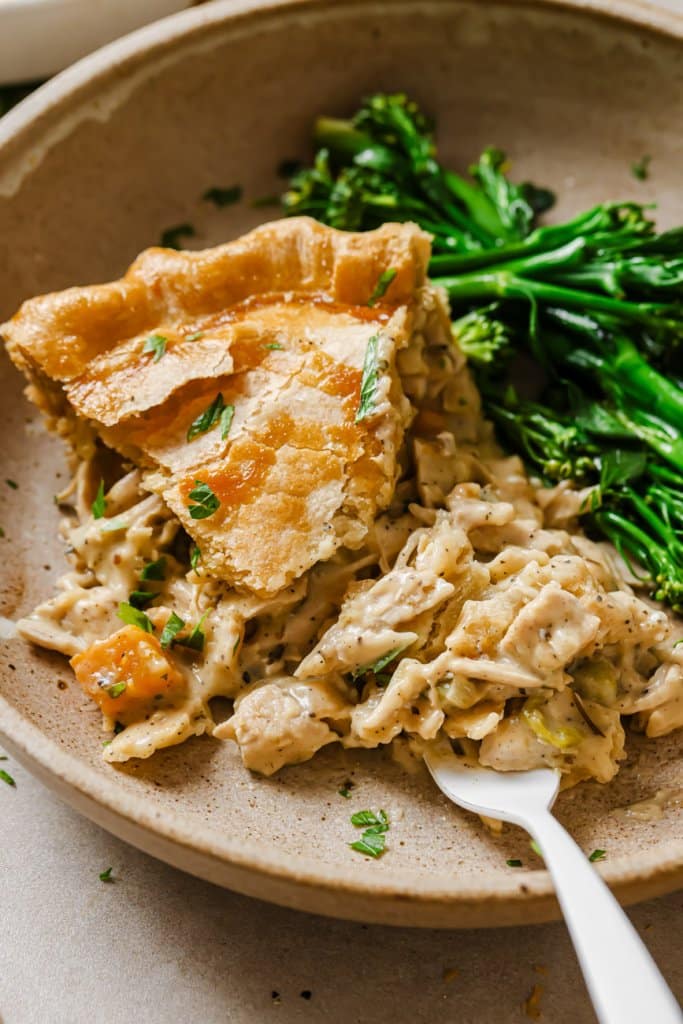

{"left": 2, "top": 217, "right": 431, "bottom": 595}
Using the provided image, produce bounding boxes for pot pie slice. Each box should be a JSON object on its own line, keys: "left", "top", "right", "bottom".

{"left": 2, "top": 217, "right": 433, "bottom": 595}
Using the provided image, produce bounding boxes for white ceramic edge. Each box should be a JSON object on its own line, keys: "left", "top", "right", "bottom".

{"left": 0, "top": 0, "right": 682, "bottom": 926}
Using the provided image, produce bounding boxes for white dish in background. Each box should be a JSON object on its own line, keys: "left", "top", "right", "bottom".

{"left": 0, "top": 0, "right": 191, "bottom": 83}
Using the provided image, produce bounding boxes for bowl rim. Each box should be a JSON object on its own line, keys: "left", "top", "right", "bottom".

{"left": 1, "top": 0, "right": 682, "bottom": 926}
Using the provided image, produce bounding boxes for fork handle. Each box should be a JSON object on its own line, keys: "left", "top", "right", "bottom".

{"left": 529, "top": 811, "right": 681, "bottom": 1024}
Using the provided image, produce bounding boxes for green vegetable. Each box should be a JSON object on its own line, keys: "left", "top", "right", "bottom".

{"left": 522, "top": 698, "right": 584, "bottom": 750}
{"left": 368, "top": 267, "right": 397, "bottom": 306}
{"left": 190, "top": 545, "right": 202, "bottom": 571}
{"left": 349, "top": 809, "right": 389, "bottom": 858}
{"left": 589, "top": 849, "right": 607, "bottom": 862}
{"left": 188, "top": 481, "right": 220, "bottom": 520}
{"left": 287, "top": 91, "right": 683, "bottom": 611}
{"left": 631, "top": 155, "right": 651, "bottom": 182}
{"left": 352, "top": 643, "right": 410, "bottom": 681}
{"left": 128, "top": 589, "right": 156, "bottom": 610}
{"left": 355, "top": 334, "right": 380, "bottom": 422}
{"left": 220, "top": 404, "right": 235, "bottom": 440}
{"left": 91, "top": 480, "right": 106, "bottom": 519}
{"left": 0, "top": 768, "right": 16, "bottom": 787}
{"left": 160, "top": 612, "right": 185, "bottom": 649}
{"left": 338, "top": 781, "right": 354, "bottom": 798}
{"left": 187, "top": 393, "right": 226, "bottom": 442}
{"left": 175, "top": 612, "right": 208, "bottom": 653}
{"left": 99, "top": 867, "right": 114, "bottom": 883}
{"left": 202, "top": 185, "right": 242, "bottom": 207}
{"left": 160, "top": 223, "right": 195, "bottom": 249}
{"left": 140, "top": 557, "right": 167, "bottom": 582}
{"left": 143, "top": 334, "right": 167, "bottom": 362}
{"left": 117, "top": 602, "right": 153, "bottom": 633}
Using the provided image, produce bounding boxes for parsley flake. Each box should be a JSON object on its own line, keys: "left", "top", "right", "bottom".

{"left": 5, "top": 479, "right": 18, "bottom": 490}
{"left": 338, "top": 781, "right": 354, "bottom": 799}
{"left": 631, "top": 155, "right": 651, "bottom": 181}
{"left": 187, "top": 392, "right": 226, "bottom": 442}
{"left": 202, "top": 185, "right": 243, "bottom": 207}
{"left": 176, "top": 612, "right": 208, "bottom": 652}
{"left": 190, "top": 545, "right": 202, "bottom": 571}
{"left": 264, "top": 342, "right": 283, "bottom": 350}
{"left": 0, "top": 768, "right": 16, "bottom": 787}
{"left": 589, "top": 848, "right": 606, "bottom": 863}
{"left": 128, "top": 589, "right": 156, "bottom": 610}
{"left": 349, "top": 809, "right": 389, "bottom": 859}
{"left": 186, "top": 331, "right": 204, "bottom": 342}
{"left": 141, "top": 557, "right": 167, "bottom": 582}
{"left": 91, "top": 480, "right": 106, "bottom": 519}
{"left": 352, "top": 643, "right": 410, "bottom": 681}
{"left": 355, "top": 334, "right": 380, "bottom": 423}
{"left": 143, "top": 334, "right": 167, "bottom": 362}
{"left": 530, "top": 839, "right": 543, "bottom": 859}
{"left": 188, "top": 480, "right": 220, "bottom": 520}
{"left": 107, "top": 682, "right": 127, "bottom": 699}
{"left": 220, "top": 404, "right": 235, "bottom": 440}
{"left": 160, "top": 611, "right": 185, "bottom": 649}
{"left": 367, "top": 267, "right": 397, "bottom": 307}
{"left": 506, "top": 858, "right": 523, "bottom": 868}
{"left": 99, "top": 866, "right": 114, "bottom": 883}
{"left": 160, "top": 223, "right": 195, "bottom": 249}
{"left": 117, "top": 602, "right": 153, "bottom": 633}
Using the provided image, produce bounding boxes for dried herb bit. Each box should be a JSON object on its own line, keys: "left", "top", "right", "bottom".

{"left": 141, "top": 556, "right": 167, "bottom": 582}
{"left": 143, "top": 333, "right": 167, "bottom": 363}
{"left": 338, "top": 780, "right": 354, "bottom": 799}
{"left": 631, "top": 155, "right": 651, "bottom": 181}
{"left": 352, "top": 643, "right": 410, "bottom": 681}
{"left": 367, "top": 267, "right": 397, "bottom": 307}
{"left": 107, "top": 682, "right": 127, "bottom": 699}
{"left": 91, "top": 480, "right": 106, "bottom": 519}
{"left": 589, "top": 848, "right": 606, "bottom": 863}
{"left": 5, "top": 479, "right": 18, "bottom": 490}
{"left": 160, "top": 222, "right": 195, "bottom": 249}
{"left": 128, "top": 589, "right": 156, "bottom": 610}
{"left": 188, "top": 480, "right": 220, "bottom": 520}
{"left": 190, "top": 544, "right": 202, "bottom": 571}
{"left": 263, "top": 342, "right": 283, "bottom": 350}
{"left": 117, "top": 602, "right": 154, "bottom": 633}
{"left": 186, "top": 331, "right": 204, "bottom": 342}
{"left": 176, "top": 612, "right": 208, "bottom": 653}
{"left": 0, "top": 768, "right": 16, "bottom": 787}
{"left": 355, "top": 334, "right": 380, "bottom": 423}
{"left": 187, "top": 392, "right": 226, "bottom": 442}
{"left": 220, "top": 404, "right": 235, "bottom": 440}
{"left": 506, "top": 858, "right": 523, "bottom": 868}
{"left": 202, "top": 185, "right": 242, "bottom": 207}
{"left": 99, "top": 866, "right": 114, "bottom": 883}
{"left": 349, "top": 808, "right": 389, "bottom": 858}
{"left": 160, "top": 612, "right": 185, "bottom": 650}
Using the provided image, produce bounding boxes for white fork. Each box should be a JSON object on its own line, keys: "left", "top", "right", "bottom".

{"left": 424, "top": 745, "right": 682, "bottom": 1024}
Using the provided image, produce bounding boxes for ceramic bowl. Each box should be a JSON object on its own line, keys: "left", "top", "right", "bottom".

{"left": 0, "top": 0, "right": 681, "bottom": 927}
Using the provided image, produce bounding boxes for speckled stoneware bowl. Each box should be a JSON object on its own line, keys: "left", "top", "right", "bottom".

{"left": 0, "top": 0, "right": 681, "bottom": 928}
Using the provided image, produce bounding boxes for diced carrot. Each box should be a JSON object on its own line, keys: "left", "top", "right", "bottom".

{"left": 71, "top": 625, "right": 185, "bottom": 720}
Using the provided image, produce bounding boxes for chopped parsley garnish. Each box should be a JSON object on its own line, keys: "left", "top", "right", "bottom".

{"left": 349, "top": 809, "right": 389, "bottom": 858}
{"left": 220, "top": 404, "right": 235, "bottom": 440}
{"left": 143, "top": 333, "right": 167, "bottom": 362}
{"left": 631, "top": 155, "right": 651, "bottom": 181}
{"left": 338, "top": 781, "right": 354, "bottom": 799}
{"left": 176, "top": 612, "right": 208, "bottom": 652}
{"left": 186, "top": 331, "right": 204, "bottom": 342}
{"left": 160, "top": 612, "right": 185, "bottom": 649}
{"left": 352, "top": 643, "right": 410, "bottom": 681}
{"left": 367, "top": 267, "right": 397, "bottom": 307}
{"left": 187, "top": 393, "right": 226, "bottom": 442}
{"left": 202, "top": 185, "right": 243, "bottom": 207}
{"left": 188, "top": 480, "right": 220, "bottom": 520}
{"left": 530, "top": 839, "right": 543, "bottom": 858}
{"left": 160, "top": 223, "right": 195, "bottom": 249}
{"left": 264, "top": 342, "right": 283, "bottom": 350}
{"left": 91, "top": 480, "right": 106, "bottom": 519}
{"left": 117, "top": 602, "right": 153, "bottom": 633}
{"left": 277, "top": 157, "right": 303, "bottom": 179}
{"left": 5, "top": 479, "right": 18, "bottom": 490}
{"left": 141, "top": 556, "right": 167, "bottom": 582}
{"left": 0, "top": 768, "right": 16, "bottom": 787}
{"left": 99, "top": 867, "right": 114, "bottom": 883}
{"left": 128, "top": 589, "right": 156, "bottom": 610}
{"left": 589, "top": 848, "right": 606, "bottom": 863}
{"left": 190, "top": 544, "right": 202, "bottom": 571}
{"left": 355, "top": 334, "right": 380, "bottom": 423}
{"left": 506, "top": 858, "right": 523, "bottom": 868}
{"left": 107, "top": 682, "right": 127, "bottom": 699}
